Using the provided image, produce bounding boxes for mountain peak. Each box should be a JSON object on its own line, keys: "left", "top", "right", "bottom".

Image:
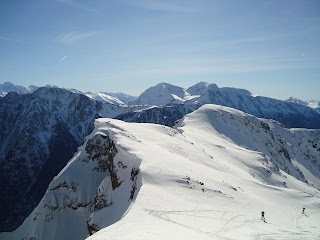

{"left": 2, "top": 81, "right": 15, "bottom": 87}
{"left": 157, "top": 82, "right": 175, "bottom": 87}
{"left": 129, "top": 82, "right": 187, "bottom": 106}
{"left": 186, "top": 82, "right": 210, "bottom": 95}
{"left": 285, "top": 97, "right": 308, "bottom": 106}
{"left": 0, "top": 82, "right": 30, "bottom": 96}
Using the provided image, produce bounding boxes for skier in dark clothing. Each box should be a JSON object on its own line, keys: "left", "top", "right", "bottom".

{"left": 261, "top": 211, "right": 266, "bottom": 222}
{"left": 302, "top": 207, "right": 305, "bottom": 214}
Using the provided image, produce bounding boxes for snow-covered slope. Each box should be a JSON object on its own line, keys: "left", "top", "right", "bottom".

{"left": 85, "top": 92, "right": 125, "bottom": 105}
{"left": 104, "top": 92, "right": 135, "bottom": 104}
{"left": 129, "top": 82, "right": 192, "bottom": 106}
{"left": 2, "top": 104, "right": 319, "bottom": 240}
{"left": 85, "top": 92, "right": 136, "bottom": 105}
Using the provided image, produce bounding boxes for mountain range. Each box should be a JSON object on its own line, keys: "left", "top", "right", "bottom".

{"left": 119, "top": 82, "right": 320, "bottom": 129}
{"left": 3, "top": 81, "right": 319, "bottom": 129}
{"left": 0, "top": 82, "right": 38, "bottom": 96}
{"left": 286, "top": 97, "right": 320, "bottom": 112}
{"left": 0, "top": 86, "right": 146, "bottom": 231}
{"left": 0, "top": 82, "right": 135, "bottom": 105}
{"left": 1, "top": 104, "right": 319, "bottom": 240}
{"left": 0, "top": 81, "right": 320, "bottom": 238}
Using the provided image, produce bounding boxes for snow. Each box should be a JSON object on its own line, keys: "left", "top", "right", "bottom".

{"left": 0, "top": 81, "right": 135, "bottom": 105}
{"left": 126, "top": 82, "right": 320, "bottom": 128}
{"left": 286, "top": 97, "right": 320, "bottom": 109}
{"left": 128, "top": 82, "right": 215, "bottom": 106}
{"left": 89, "top": 105, "right": 320, "bottom": 240}
{"left": 87, "top": 106, "right": 320, "bottom": 240}
{"left": 308, "top": 100, "right": 320, "bottom": 109}
{"left": 0, "top": 81, "right": 35, "bottom": 96}
{"left": 103, "top": 92, "right": 135, "bottom": 104}
{"left": 129, "top": 82, "right": 190, "bottom": 106}
{"left": 1, "top": 104, "right": 319, "bottom": 240}
{"left": 85, "top": 92, "right": 125, "bottom": 105}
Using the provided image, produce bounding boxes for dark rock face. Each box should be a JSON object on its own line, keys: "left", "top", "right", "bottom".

{"left": 85, "top": 134, "right": 121, "bottom": 189}
{"left": 116, "top": 104, "right": 199, "bottom": 127}
{"left": 0, "top": 87, "right": 102, "bottom": 231}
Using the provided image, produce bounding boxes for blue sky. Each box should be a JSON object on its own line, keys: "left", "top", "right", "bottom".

{"left": 1, "top": 0, "right": 319, "bottom": 100}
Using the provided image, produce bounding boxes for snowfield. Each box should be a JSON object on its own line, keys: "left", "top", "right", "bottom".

{"left": 2, "top": 104, "right": 320, "bottom": 240}
{"left": 88, "top": 105, "right": 320, "bottom": 240}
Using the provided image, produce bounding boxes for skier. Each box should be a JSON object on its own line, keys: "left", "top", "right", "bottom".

{"left": 302, "top": 207, "right": 305, "bottom": 214}
{"left": 261, "top": 211, "right": 266, "bottom": 222}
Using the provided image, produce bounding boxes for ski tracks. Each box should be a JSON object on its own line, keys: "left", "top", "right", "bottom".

{"left": 144, "top": 209, "right": 257, "bottom": 238}
{"left": 254, "top": 232, "right": 320, "bottom": 240}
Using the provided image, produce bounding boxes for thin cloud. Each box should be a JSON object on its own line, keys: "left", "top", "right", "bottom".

{"left": 0, "top": 35, "right": 22, "bottom": 43}
{"left": 128, "top": 0, "right": 197, "bottom": 13}
{"left": 0, "top": 36, "right": 12, "bottom": 41}
{"left": 56, "top": 31, "right": 98, "bottom": 44}
{"left": 56, "top": 0, "right": 96, "bottom": 12}
{"left": 59, "top": 56, "right": 68, "bottom": 63}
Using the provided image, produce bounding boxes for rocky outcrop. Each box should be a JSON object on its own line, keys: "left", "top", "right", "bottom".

{"left": 0, "top": 123, "right": 141, "bottom": 240}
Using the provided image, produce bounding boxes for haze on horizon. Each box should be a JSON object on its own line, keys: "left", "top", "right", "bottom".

{"left": 1, "top": 0, "right": 319, "bottom": 100}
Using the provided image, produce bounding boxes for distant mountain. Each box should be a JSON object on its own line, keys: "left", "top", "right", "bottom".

{"left": 1, "top": 104, "right": 319, "bottom": 240}
{"left": 285, "top": 97, "right": 309, "bottom": 106}
{"left": 127, "top": 82, "right": 251, "bottom": 106}
{"left": 104, "top": 92, "right": 135, "bottom": 104}
{"left": 85, "top": 92, "right": 125, "bottom": 105}
{"left": 124, "top": 82, "right": 320, "bottom": 129}
{"left": 84, "top": 92, "right": 135, "bottom": 105}
{"left": 0, "top": 82, "right": 135, "bottom": 105}
{"left": 0, "top": 87, "right": 103, "bottom": 231}
{"left": 286, "top": 97, "right": 320, "bottom": 111}
{"left": 129, "top": 82, "right": 193, "bottom": 106}
{"left": 0, "top": 82, "right": 37, "bottom": 96}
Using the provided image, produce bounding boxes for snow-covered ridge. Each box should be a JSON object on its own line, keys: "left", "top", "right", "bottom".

{"left": 0, "top": 81, "right": 37, "bottom": 96}
{"left": 286, "top": 96, "right": 320, "bottom": 110}
{"left": 129, "top": 82, "right": 192, "bottom": 106}
{"left": 84, "top": 92, "right": 136, "bottom": 105}
{"left": 85, "top": 92, "right": 125, "bottom": 105}
{"left": 128, "top": 82, "right": 253, "bottom": 106}
{"left": 0, "top": 81, "right": 135, "bottom": 104}
{"left": 2, "top": 104, "right": 319, "bottom": 240}
{"left": 0, "top": 119, "right": 143, "bottom": 240}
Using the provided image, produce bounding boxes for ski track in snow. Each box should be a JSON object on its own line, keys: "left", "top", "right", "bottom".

{"left": 144, "top": 209, "right": 286, "bottom": 239}
{"left": 145, "top": 208, "right": 320, "bottom": 240}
